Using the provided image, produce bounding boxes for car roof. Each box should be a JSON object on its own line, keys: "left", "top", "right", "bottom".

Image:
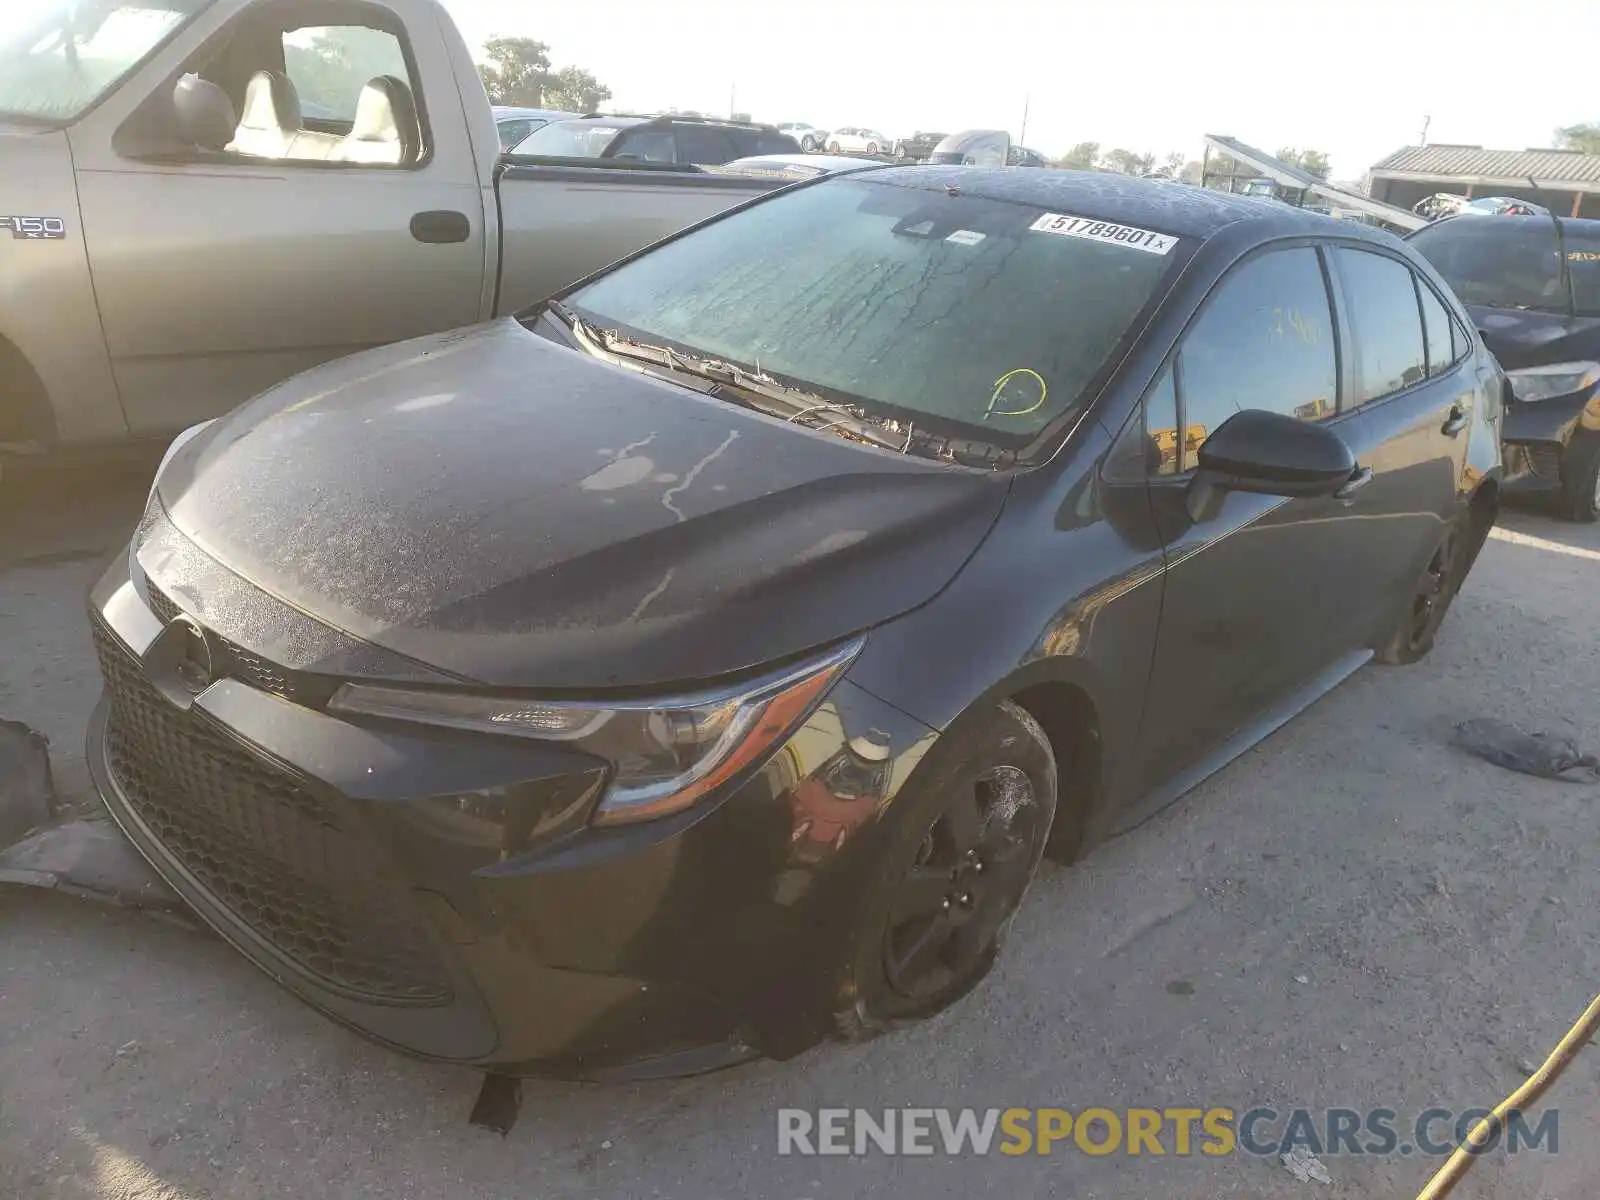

{"left": 858, "top": 167, "right": 1391, "bottom": 242}
{"left": 719, "top": 154, "right": 884, "bottom": 175}
{"left": 493, "top": 107, "right": 581, "bottom": 121}
{"left": 1416, "top": 213, "right": 1600, "bottom": 235}
{"left": 581, "top": 112, "right": 785, "bottom": 132}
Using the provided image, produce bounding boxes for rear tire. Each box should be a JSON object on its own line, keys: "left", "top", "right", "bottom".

{"left": 1375, "top": 510, "right": 1478, "bottom": 665}
{"left": 827, "top": 141, "right": 841, "bottom": 154}
{"left": 834, "top": 699, "right": 1056, "bottom": 1040}
{"left": 1559, "top": 434, "right": 1600, "bottom": 522}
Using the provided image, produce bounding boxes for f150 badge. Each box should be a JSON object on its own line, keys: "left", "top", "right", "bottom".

{"left": 1, "top": 216, "right": 68, "bottom": 240}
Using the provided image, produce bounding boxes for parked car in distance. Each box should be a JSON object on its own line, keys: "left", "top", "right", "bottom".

{"left": 1007, "top": 145, "right": 1049, "bottom": 168}
{"left": 511, "top": 113, "right": 801, "bottom": 165}
{"left": 1409, "top": 213, "right": 1600, "bottom": 518}
{"left": 893, "top": 130, "right": 949, "bottom": 162}
{"left": 492, "top": 105, "right": 581, "bottom": 151}
{"left": 1459, "top": 195, "right": 1550, "bottom": 217}
{"left": 826, "top": 126, "right": 891, "bottom": 155}
{"left": 0, "top": 0, "right": 795, "bottom": 464}
{"left": 775, "top": 121, "right": 829, "bottom": 152}
{"left": 89, "top": 169, "right": 1502, "bottom": 1081}
{"left": 1413, "top": 192, "right": 1470, "bottom": 222}
{"left": 717, "top": 154, "right": 887, "bottom": 180}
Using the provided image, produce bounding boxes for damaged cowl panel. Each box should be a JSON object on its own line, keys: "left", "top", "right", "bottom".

{"left": 147, "top": 319, "right": 1012, "bottom": 689}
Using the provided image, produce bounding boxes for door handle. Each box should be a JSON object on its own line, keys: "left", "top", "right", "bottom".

{"left": 410, "top": 210, "right": 471, "bottom": 244}
{"left": 1441, "top": 403, "right": 1468, "bottom": 437}
{"left": 1333, "top": 465, "right": 1374, "bottom": 502}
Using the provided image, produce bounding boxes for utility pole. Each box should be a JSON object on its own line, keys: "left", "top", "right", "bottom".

{"left": 1420, "top": 114, "right": 1430, "bottom": 146}
{"left": 1019, "top": 94, "right": 1030, "bottom": 147}
{"left": 730, "top": 84, "right": 736, "bottom": 119}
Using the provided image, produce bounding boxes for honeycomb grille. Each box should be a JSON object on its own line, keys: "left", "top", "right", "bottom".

{"left": 142, "top": 581, "right": 327, "bottom": 707}
{"left": 93, "top": 620, "right": 452, "bottom": 1004}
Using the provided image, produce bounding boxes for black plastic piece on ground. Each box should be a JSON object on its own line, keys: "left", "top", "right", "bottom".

{"left": 469, "top": 1074, "right": 523, "bottom": 1136}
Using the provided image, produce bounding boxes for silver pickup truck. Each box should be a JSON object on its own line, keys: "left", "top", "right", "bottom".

{"left": 0, "top": 0, "right": 789, "bottom": 459}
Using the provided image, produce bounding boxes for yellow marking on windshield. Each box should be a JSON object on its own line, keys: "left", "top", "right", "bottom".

{"left": 985, "top": 368, "right": 1047, "bottom": 420}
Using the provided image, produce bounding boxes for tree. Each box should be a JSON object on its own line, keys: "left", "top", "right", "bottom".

{"left": 1555, "top": 123, "right": 1600, "bottom": 155}
{"left": 1178, "top": 159, "right": 1204, "bottom": 185}
{"left": 1161, "top": 151, "right": 1185, "bottom": 177}
{"left": 541, "top": 66, "right": 611, "bottom": 114}
{"left": 1274, "top": 146, "right": 1331, "bottom": 180}
{"left": 1101, "top": 147, "right": 1155, "bottom": 176}
{"left": 1055, "top": 141, "right": 1100, "bottom": 170}
{"left": 477, "top": 35, "right": 552, "bottom": 106}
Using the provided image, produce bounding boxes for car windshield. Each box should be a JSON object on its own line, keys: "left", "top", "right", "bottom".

{"left": 1409, "top": 218, "right": 1570, "bottom": 313}
{"left": 0, "top": 0, "right": 211, "bottom": 124}
{"left": 511, "top": 120, "right": 628, "bottom": 157}
{"left": 566, "top": 177, "right": 1186, "bottom": 449}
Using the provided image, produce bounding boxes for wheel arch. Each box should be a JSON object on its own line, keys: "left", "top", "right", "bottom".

{"left": 0, "top": 333, "right": 57, "bottom": 447}
{"left": 998, "top": 670, "right": 1105, "bottom": 863}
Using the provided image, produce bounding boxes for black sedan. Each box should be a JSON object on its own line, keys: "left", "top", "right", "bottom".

{"left": 86, "top": 169, "right": 1503, "bottom": 1080}
{"left": 1407, "top": 214, "right": 1600, "bottom": 520}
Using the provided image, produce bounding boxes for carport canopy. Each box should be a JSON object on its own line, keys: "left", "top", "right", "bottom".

{"left": 1203, "top": 134, "right": 1428, "bottom": 231}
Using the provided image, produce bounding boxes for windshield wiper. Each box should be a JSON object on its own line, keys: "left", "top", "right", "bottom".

{"left": 547, "top": 302, "right": 1018, "bottom": 467}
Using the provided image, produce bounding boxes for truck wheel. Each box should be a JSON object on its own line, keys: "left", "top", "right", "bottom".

{"left": 1375, "top": 511, "right": 1475, "bottom": 665}
{"left": 1560, "top": 433, "right": 1600, "bottom": 522}
{"left": 834, "top": 700, "right": 1056, "bottom": 1040}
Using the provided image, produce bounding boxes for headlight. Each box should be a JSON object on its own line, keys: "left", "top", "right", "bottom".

{"left": 327, "top": 638, "right": 862, "bottom": 827}
{"left": 1505, "top": 361, "right": 1600, "bottom": 403}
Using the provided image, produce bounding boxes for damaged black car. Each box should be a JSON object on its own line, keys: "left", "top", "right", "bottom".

{"left": 1408, "top": 213, "right": 1600, "bottom": 520}
{"left": 87, "top": 169, "right": 1503, "bottom": 1080}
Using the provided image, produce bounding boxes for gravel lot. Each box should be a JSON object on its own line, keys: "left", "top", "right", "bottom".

{"left": 3, "top": 467, "right": 1599, "bottom": 1199}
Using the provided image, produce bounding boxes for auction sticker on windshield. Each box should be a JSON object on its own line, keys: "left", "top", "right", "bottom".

{"left": 1029, "top": 213, "right": 1176, "bottom": 255}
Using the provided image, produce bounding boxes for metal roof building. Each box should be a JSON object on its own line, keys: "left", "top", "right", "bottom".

{"left": 1368, "top": 145, "right": 1600, "bottom": 218}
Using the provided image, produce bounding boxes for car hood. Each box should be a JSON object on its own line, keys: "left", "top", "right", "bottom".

{"left": 1469, "top": 305, "right": 1600, "bottom": 371}
{"left": 157, "top": 320, "right": 1010, "bottom": 689}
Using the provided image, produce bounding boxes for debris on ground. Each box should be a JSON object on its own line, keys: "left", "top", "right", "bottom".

{"left": 0, "top": 720, "right": 55, "bottom": 845}
{"left": 1280, "top": 1144, "right": 1332, "bottom": 1184}
{"left": 0, "top": 818, "right": 188, "bottom": 920}
{"left": 1452, "top": 717, "right": 1600, "bottom": 784}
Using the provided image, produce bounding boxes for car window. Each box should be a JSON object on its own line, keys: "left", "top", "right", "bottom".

{"left": 1145, "top": 368, "right": 1185, "bottom": 476}
{"left": 497, "top": 118, "right": 534, "bottom": 149}
{"left": 513, "top": 120, "right": 628, "bottom": 157}
{"left": 1416, "top": 276, "right": 1458, "bottom": 377}
{"left": 674, "top": 125, "right": 739, "bottom": 164}
{"left": 1336, "top": 248, "right": 1428, "bottom": 404}
{"left": 1408, "top": 218, "right": 1565, "bottom": 313}
{"left": 1565, "top": 226, "right": 1600, "bottom": 318}
{"left": 281, "top": 25, "right": 410, "bottom": 125}
{"left": 1177, "top": 247, "right": 1338, "bottom": 457}
{"left": 610, "top": 128, "right": 676, "bottom": 162}
{"left": 733, "top": 129, "right": 802, "bottom": 156}
{"left": 569, "top": 178, "right": 1187, "bottom": 451}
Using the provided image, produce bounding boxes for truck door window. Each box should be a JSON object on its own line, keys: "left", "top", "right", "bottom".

{"left": 673, "top": 126, "right": 739, "bottom": 165}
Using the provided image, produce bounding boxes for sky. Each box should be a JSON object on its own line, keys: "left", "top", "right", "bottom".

{"left": 441, "top": 0, "right": 1595, "bottom": 181}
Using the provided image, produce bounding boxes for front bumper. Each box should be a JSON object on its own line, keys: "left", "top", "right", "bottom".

{"left": 85, "top": 533, "right": 937, "bottom": 1078}
{"left": 1500, "top": 388, "right": 1600, "bottom": 495}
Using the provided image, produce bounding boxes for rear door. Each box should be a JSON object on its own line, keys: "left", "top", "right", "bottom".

{"left": 1134, "top": 242, "right": 1372, "bottom": 791}
{"left": 673, "top": 125, "right": 741, "bottom": 165}
{"left": 1319, "top": 244, "right": 1474, "bottom": 651}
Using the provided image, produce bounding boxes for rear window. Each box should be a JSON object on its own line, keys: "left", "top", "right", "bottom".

{"left": 511, "top": 120, "right": 627, "bottom": 157}
{"left": 1409, "top": 218, "right": 1565, "bottom": 313}
{"left": 568, "top": 179, "right": 1187, "bottom": 447}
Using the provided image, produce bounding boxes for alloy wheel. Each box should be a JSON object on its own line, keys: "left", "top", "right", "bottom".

{"left": 1404, "top": 527, "right": 1462, "bottom": 653}
{"left": 881, "top": 765, "right": 1041, "bottom": 999}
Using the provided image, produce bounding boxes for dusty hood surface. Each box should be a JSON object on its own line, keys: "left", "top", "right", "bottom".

{"left": 157, "top": 320, "right": 1010, "bottom": 689}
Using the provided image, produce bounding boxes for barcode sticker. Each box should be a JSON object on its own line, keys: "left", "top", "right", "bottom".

{"left": 1029, "top": 213, "right": 1177, "bottom": 255}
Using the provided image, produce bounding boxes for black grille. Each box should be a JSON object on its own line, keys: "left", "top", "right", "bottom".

{"left": 142, "top": 581, "right": 329, "bottom": 707}
{"left": 94, "top": 620, "right": 452, "bottom": 1004}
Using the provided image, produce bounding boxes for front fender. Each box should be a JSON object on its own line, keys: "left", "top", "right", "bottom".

{"left": 0, "top": 125, "right": 121, "bottom": 446}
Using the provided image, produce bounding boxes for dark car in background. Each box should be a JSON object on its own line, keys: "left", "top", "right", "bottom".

{"left": 893, "top": 130, "right": 948, "bottom": 162}
{"left": 87, "top": 170, "right": 1500, "bottom": 1082}
{"left": 510, "top": 113, "right": 800, "bottom": 165}
{"left": 1409, "top": 215, "right": 1600, "bottom": 519}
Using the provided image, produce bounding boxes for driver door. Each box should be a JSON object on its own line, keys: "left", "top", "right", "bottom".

{"left": 1132, "top": 242, "right": 1375, "bottom": 796}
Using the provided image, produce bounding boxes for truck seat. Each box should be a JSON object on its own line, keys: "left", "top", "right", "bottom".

{"left": 334, "top": 76, "right": 420, "bottom": 165}
{"left": 227, "top": 70, "right": 301, "bottom": 158}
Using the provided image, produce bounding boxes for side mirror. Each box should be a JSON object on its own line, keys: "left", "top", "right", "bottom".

{"left": 1193, "top": 409, "right": 1358, "bottom": 502}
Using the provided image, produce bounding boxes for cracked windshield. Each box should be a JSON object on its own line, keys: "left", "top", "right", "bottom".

{"left": 5, "top": 0, "right": 1600, "bottom": 1198}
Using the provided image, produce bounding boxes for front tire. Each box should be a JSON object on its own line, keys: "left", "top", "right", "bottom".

{"left": 866, "top": 141, "right": 879, "bottom": 155}
{"left": 827, "top": 141, "right": 842, "bottom": 154}
{"left": 1559, "top": 433, "right": 1600, "bottom": 522}
{"left": 834, "top": 699, "right": 1056, "bottom": 1039}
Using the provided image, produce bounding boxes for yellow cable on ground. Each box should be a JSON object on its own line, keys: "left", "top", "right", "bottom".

{"left": 1415, "top": 991, "right": 1600, "bottom": 1199}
